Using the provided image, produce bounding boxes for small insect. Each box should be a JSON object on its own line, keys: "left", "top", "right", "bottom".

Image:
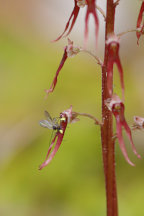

{"left": 40, "top": 111, "right": 63, "bottom": 133}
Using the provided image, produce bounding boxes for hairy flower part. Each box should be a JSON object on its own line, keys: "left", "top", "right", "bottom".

{"left": 133, "top": 116, "right": 144, "bottom": 130}
{"left": 54, "top": 0, "right": 80, "bottom": 42}
{"left": 105, "top": 94, "right": 141, "bottom": 166}
{"left": 39, "top": 106, "right": 78, "bottom": 170}
{"left": 106, "top": 36, "right": 124, "bottom": 101}
{"left": 45, "top": 39, "right": 80, "bottom": 95}
{"left": 66, "top": 38, "right": 80, "bottom": 57}
{"left": 62, "top": 105, "right": 80, "bottom": 124}
{"left": 84, "top": 0, "right": 99, "bottom": 47}
{"left": 77, "top": 0, "right": 87, "bottom": 8}
{"left": 136, "top": 1, "right": 144, "bottom": 45}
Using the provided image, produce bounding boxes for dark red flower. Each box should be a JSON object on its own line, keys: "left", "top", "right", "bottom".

{"left": 136, "top": 1, "right": 144, "bottom": 45}
{"left": 54, "top": 0, "right": 80, "bottom": 42}
{"left": 106, "top": 35, "right": 124, "bottom": 101}
{"left": 105, "top": 94, "right": 141, "bottom": 166}
{"left": 39, "top": 106, "right": 79, "bottom": 170}
{"left": 45, "top": 39, "right": 80, "bottom": 96}
{"left": 84, "top": 0, "right": 99, "bottom": 47}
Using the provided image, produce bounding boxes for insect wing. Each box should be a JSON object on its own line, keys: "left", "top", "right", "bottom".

{"left": 44, "top": 111, "right": 53, "bottom": 122}
{"left": 45, "top": 111, "right": 60, "bottom": 128}
{"left": 39, "top": 120, "right": 53, "bottom": 129}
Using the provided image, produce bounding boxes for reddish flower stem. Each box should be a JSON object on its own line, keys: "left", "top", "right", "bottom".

{"left": 101, "top": 1, "right": 118, "bottom": 216}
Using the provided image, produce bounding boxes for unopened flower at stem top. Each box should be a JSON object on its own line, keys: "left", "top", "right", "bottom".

{"left": 45, "top": 39, "right": 80, "bottom": 96}
{"left": 106, "top": 35, "right": 124, "bottom": 101}
{"left": 105, "top": 94, "right": 141, "bottom": 166}
{"left": 39, "top": 106, "right": 79, "bottom": 170}
{"left": 136, "top": 1, "right": 144, "bottom": 45}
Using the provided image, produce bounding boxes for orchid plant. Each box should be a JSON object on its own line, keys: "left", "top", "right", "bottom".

{"left": 39, "top": 1, "right": 144, "bottom": 215}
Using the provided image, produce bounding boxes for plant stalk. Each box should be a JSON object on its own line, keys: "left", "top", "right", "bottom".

{"left": 101, "top": 1, "right": 118, "bottom": 216}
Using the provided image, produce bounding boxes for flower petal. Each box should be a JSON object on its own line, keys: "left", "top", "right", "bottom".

{"left": 123, "top": 120, "right": 141, "bottom": 159}
{"left": 84, "top": 0, "right": 99, "bottom": 47}
{"left": 116, "top": 115, "right": 135, "bottom": 166}
{"left": 53, "top": 0, "right": 80, "bottom": 42}
{"left": 84, "top": 8, "right": 89, "bottom": 47}
{"left": 39, "top": 134, "right": 58, "bottom": 170}
{"left": 115, "top": 57, "right": 124, "bottom": 101}
{"left": 39, "top": 118, "right": 68, "bottom": 170}
{"left": 136, "top": 1, "right": 144, "bottom": 45}
{"left": 45, "top": 47, "right": 68, "bottom": 95}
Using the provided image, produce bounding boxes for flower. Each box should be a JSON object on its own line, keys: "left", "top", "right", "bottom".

{"left": 133, "top": 116, "right": 144, "bottom": 130}
{"left": 84, "top": 0, "right": 99, "bottom": 47}
{"left": 39, "top": 106, "right": 79, "bottom": 170}
{"left": 136, "top": 1, "right": 144, "bottom": 45}
{"left": 105, "top": 94, "right": 141, "bottom": 166}
{"left": 106, "top": 35, "right": 124, "bottom": 101}
{"left": 54, "top": 0, "right": 80, "bottom": 42}
{"left": 45, "top": 39, "right": 80, "bottom": 95}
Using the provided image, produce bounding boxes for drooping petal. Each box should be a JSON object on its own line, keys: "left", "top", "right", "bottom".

{"left": 123, "top": 120, "right": 141, "bottom": 159}
{"left": 53, "top": 0, "right": 80, "bottom": 42}
{"left": 39, "top": 119, "right": 68, "bottom": 170}
{"left": 117, "top": 104, "right": 140, "bottom": 159}
{"left": 136, "top": 1, "right": 144, "bottom": 44}
{"left": 92, "top": 3, "right": 99, "bottom": 46}
{"left": 106, "top": 36, "right": 124, "bottom": 101}
{"left": 116, "top": 115, "right": 135, "bottom": 166}
{"left": 39, "top": 133, "right": 65, "bottom": 170}
{"left": 45, "top": 47, "right": 68, "bottom": 95}
{"left": 39, "top": 134, "right": 58, "bottom": 170}
{"left": 45, "top": 40, "right": 80, "bottom": 96}
{"left": 115, "top": 55, "right": 124, "bottom": 100}
{"left": 84, "top": 8, "right": 90, "bottom": 47}
{"left": 84, "top": 0, "right": 99, "bottom": 47}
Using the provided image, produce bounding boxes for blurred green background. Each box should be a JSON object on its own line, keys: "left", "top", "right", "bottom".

{"left": 0, "top": 0, "right": 144, "bottom": 216}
